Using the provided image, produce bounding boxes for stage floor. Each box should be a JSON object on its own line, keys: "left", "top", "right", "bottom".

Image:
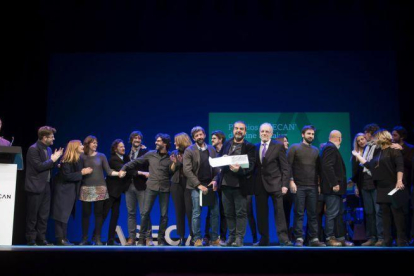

{"left": 1, "top": 245, "right": 413, "bottom": 275}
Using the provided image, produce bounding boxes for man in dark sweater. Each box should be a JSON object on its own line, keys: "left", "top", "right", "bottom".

{"left": 183, "top": 126, "right": 220, "bottom": 246}
{"left": 288, "top": 125, "right": 325, "bottom": 247}
{"left": 120, "top": 133, "right": 176, "bottom": 246}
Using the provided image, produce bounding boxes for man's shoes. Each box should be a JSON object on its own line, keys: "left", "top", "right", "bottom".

{"left": 221, "top": 238, "right": 235, "bottom": 247}
{"left": 219, "top": 239, "right": 227, "bottom": 246}
{"left": 56, "top": 238, "right": 74, "bottom": 246}
{"left": 36, "top": 240, "right": 53, "bottom": 246}
{"left": 361, "top": 239, "right": 377, "bottom": 246}
{"left": 157, "top": 239, "right": 167, "bottom": 246}
{"left": 309, "top": 239, "right": 326, "bottom": 247}
{"left": 294, "top": 239, "right": 304, "bottom": 247}
{"left": 137, "top": 238, "right": 145, "bottom": 246}
{"left": 146, "top": 238, "right": 155, "bottom": 246}
{"left": 125, "top": 238, "right": 136, "bottom": 246}
{"left": 234, "top": 237, "right": 243, "bottom": 247}
{"left": 78, "top": 237, "right": 90, "bottom": 246}
{"left": 339, "top": 240, "right": 354, "bottom": 247}
{"left": 107, "top": 239, "right": 120, "bottom": 246}
{"left": 280, "top": 240, "right": 293, "bottom": 246}
{"left": 203, "top": 236, "right": 210, "bottom": 246}
{"left": 374, "top": 239, "right": 384, "bottom": 247}
{"left": 27, "top": 240, "right": 37, "bottom": 246}
{"left": 210, "top": 239, "right": 220, "bottom": 246}
{"left": 194, "top": 239, "right": 203, "bottom": 247}
{"left": 326, "top": 238, "right": 342, "bottom": 247}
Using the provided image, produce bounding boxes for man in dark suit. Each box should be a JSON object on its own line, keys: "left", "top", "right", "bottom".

{"left": 25, "top": 126, "right": 63, "bottom": 245}
{"left": 320, "top": 130, "right": 352, "bottom": 246}
{"left": 219, "top": 121, "right": 256, "bottom": 247}
{"left": 123, "top": 131, "right": 151, "bottom": 246}
{"left": 103, "top": 139, "right": 130, "bottom": 245}
{"left": 254, "top": 123, "right": 292, "bottom": 246}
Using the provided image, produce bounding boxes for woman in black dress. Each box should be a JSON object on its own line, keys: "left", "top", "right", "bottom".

{"left": 353, "top": 129, "right": 407, "bottom": 246}
{"left": 52, "top": 140, "right": 92, "bottom": 245}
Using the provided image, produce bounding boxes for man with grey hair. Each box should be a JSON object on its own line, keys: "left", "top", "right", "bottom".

{"left": 254, "top": 123, "right": 292, "bottom": 246}
{"left": 320, "top": 130, "right": 352, "bottom": 246}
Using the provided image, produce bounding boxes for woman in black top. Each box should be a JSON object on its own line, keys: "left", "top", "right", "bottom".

{"left": 52, "top": 140, "right": 92, "bottom": 245}
{"left": 353, "top": 129, "right": 407, "bottom": 246}
{"left": 170, "top": 132, "right": 193, "bottom": 246}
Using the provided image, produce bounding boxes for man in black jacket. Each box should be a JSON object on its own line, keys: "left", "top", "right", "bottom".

{"left": 320, "top": 130, "right": 353, "bottom": 246}
{"left": 25, "top": 126, "right": 63, "bottom": 245}
{"left": 255, "top": 123, "right": 292, "bottom": 246}
{"left": 123, "top": 131, "right": 151, "bottom": 246}
{"left": 219, "top": 121, "right": 256, "bottom": 247}
{"left": 103, "top": 139, "right": 130, "bottom": 245}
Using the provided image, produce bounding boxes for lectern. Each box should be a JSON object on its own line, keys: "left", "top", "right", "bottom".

{"left": 0, "top": 146, "right": 23, "bottom": 245}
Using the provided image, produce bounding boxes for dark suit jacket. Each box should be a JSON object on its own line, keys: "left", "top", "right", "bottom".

{"left": 401, "top": 142, "right": 414, "bottom": 187}
{"left": 218, "top": 140, "right": 256, "bottom": 196}
{"left": 127, "top": 148, "right": 149, "bottom": 191}
{"left": 106, "top": 154, "right": 130, "bottom": 198}
{"left": 320, "top": 141, "right": 347, "bottom": 196}
{"left": 51, "top": 160, "right": 83, "bottom": 223}
{"left": 25, "top": 141, "right": 55, "bottom": 193}
{"left": 254, "top": 140, "right": 290, "bottom": 195}
{"left": 183, "top": 144, "right": 219, "bottom": 189}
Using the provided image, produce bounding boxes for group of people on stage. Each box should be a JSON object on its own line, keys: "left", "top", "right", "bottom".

{"left": 21, "top": 121, "right": 413, "bottom": 247}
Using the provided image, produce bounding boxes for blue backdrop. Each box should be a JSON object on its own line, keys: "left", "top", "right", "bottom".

{"left": 46, "top": 51, "right": 399, "bottom": 243}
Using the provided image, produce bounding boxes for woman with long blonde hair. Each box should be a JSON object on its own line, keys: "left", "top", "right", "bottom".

{"left": 51, "top": 140, "right": 93, "bottom": 246}
{"left": 170, "top": 132, "right": 193, "bottom": 245}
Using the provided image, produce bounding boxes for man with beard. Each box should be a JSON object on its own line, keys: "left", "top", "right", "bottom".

{"left": 120, "top": 133, "right": 177, "bottom": 246}
{"left": 320, "top": 130, "right": 353, "bottom": 246}
{"left": 219, "top": 121, "right": 256, "bottom": 247}
{"left": 25, "top": 126, "right": 63, "bottom": 245}
{"left": 254, "top": 123, "right": 292, "bottom": 246}
{"left": 183, "top": 126, "right": 220, "bottom": 246}
{"left": 124, "top": 131, "right": 152, "bottom": 246}
{"left": 391, "top": 126, "right": 414, "bottom": 244}
{"left": 288, "top": 125, "right": 325, "bottom": 246}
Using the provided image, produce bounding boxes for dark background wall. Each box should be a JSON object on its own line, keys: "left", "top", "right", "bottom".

{"left": 1, "top": 0, "right": 413, "bottom": 244}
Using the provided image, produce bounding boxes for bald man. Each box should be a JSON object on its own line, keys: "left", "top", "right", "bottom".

{"left": 320, "top": 130, "right": 352, "bottom": 246}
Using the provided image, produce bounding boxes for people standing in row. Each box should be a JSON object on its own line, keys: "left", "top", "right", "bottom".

{"left": 120, "top": 133, "right": 177, "bottom": 246}
{"left": 183, "top": 126, "right": 220, "bottom": 246}
{"left": 52, "top": 140, "right": 92, "bottom": 246}
{"left": 254, "top": 123, "right": 292, "bottom": 246}
{"left": 288, "top": 126, "right": 325, "bottom": 246}
{"left": 170, "top": 132, "right": 193, "bottom": 246}
{"left": 79, "top": 136, "right": 125, "bottom": 246}
{"left": 25, "top": 126, "right": 63, "bottom": 246}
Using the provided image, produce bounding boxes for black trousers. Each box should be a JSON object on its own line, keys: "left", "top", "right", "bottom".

{"left": 102, "top": 196, "right": 121, "bottom": 240}
{"left": 205, "top": 188, "right": 228, "bottom": 240}
{"left": 170, "top": 184, "right": 193, "bottom": 238}
{"left": 283, "top": 192, "right": 293, "bottom": 230}
{"left": 222, "top": 186, "right": 247, "bottom": 240}
{"left": 55, "top": 221, "right": 68, "bottom": 239}
{"left": 256, "top": 190, "right": 288, "bottom": 244}
{"left": 380, "top": 203, "right": 406, "bottom": 244}
{"left": 25, "top": 184, "right": 50, "bottom": 242}
{"left": 82, "top": 201, "right": 104, "bottom": 238}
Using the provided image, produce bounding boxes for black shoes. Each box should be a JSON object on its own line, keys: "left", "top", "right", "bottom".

{"left": 36, "top": 240, "right": 53, "bottom": 246}
{"left": 234, "top": 237, "right": 244, "bottom": 247}
{"left": 106, "top": 239, "right": 120, "bottom": 246}
{"left": 56, "top": 239, "right": 74, "bottom": 246}
{"left": 27, "top": 240, "right": 37, "bottom": 246}
{"left": 221, "top": 238, "right": 236, "bottom": 247}
{"left": 280, "top": 240, "right": 293, "bottom": 246}
{"left": 78, "top": 237, "right": 90, "bottom": 246}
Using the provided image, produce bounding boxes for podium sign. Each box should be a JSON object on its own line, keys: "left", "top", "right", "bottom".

{"left": 0, "top": 164, "right": 17, "bottom": 245}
